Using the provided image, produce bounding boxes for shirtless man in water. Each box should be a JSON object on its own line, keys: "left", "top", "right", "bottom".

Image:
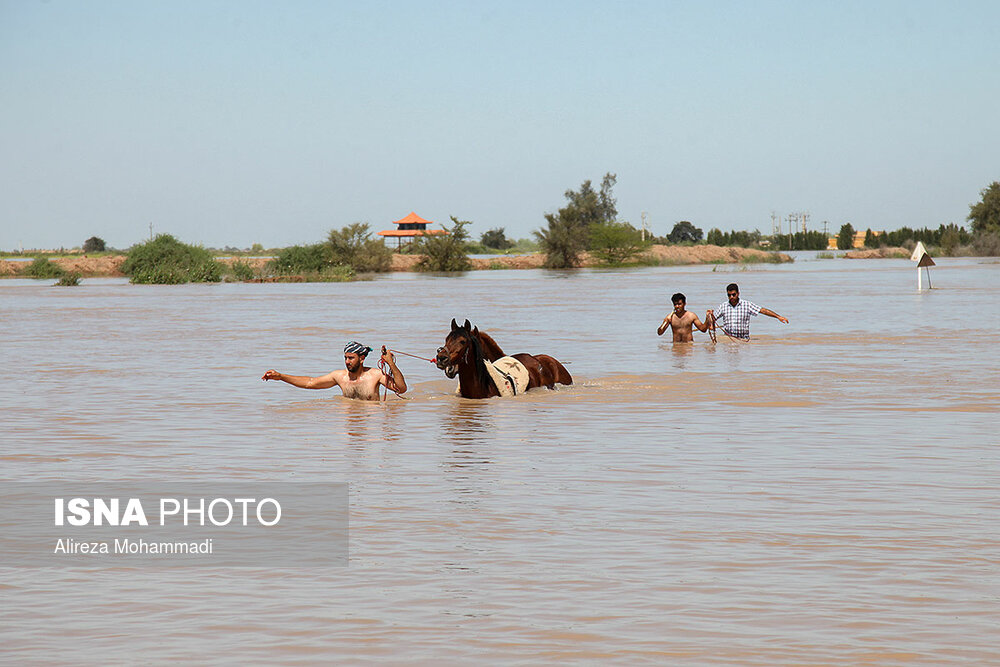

{"left": 657, "top": 293, "right": 709, "bottom": 342}
{"left": 262, "top": 341, "right": 407, "bottom": 401}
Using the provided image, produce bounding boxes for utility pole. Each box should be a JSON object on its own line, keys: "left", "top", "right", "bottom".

{"left": 771, "top": 211, "right": 779, "bottom": 236}
{"left": 149, "top": 222, "right": 153, "bottom": 240}
{"left": 802, "top": 212, "right": 809, "bottom": 233}
{"left": 641, "top": 211, "right": 648, "bottom": 242}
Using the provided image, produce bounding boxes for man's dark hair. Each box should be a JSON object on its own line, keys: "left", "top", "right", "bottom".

{"left": 671, "top": 292, "right": 685, "bottom": 304}
{"left": 726, "top": 283, "right": 739, "bottom": 293}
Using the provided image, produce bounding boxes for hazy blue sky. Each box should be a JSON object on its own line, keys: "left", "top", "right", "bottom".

{"left": 2, "top": 0, "right": 998, "bottom": 250}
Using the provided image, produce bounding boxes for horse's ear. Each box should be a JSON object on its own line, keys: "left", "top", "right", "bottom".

{"left": 451, "top": 318, "right": 459, "bottom": 331}
{"left": 472, "top": 326, "right": 479, "bottom": 336}
{"left": 463, "top": 319, "right": 472, "bottom": 330}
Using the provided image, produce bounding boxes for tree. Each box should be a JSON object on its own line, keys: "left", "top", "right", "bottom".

{"left": 414, "top": 216, "right": 472, "bottom": 272}
{"left": 82, "top": 236, "right": 106, "bottom": 253}
{"left": 536, "top": 172, "right": 618, "bottom": 268}
{"left": 480, "top": 227, "right": 514, "bottom": 250}
{"left": 667, "top": 221, "right": 703, "bottom": 244}
{"left": 837, "top": 223, "right": 856, "bottom": 250}
{"left": 327, "top": 222, "right": 391, "bottom": 272}
{"left": 589, "top": 222, "right": 649, "bottom": 264}
{"left": 864, "top": 229, "right": 877, "bottom": 248}
{"left": 968, "top": 181, "right": 1000, "bottom": 234}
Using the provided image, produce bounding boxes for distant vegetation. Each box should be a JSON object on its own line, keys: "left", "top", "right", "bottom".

{"left": 264, "top": 223, "right": 392, "bottom": 280}
{"left": 82, "top": 236, "right": 106, "bottom": 253}
{"left": 589, "top": 221, "right": 649, "bottom": 264}
{"left": 480, "top": 227, "right": 514, "bottom": 251}
{"left": 122, "top": 234, "right": 223, "bottom": 284}
{"left": 55, "top": 272, "right": 81, "bottom": 286}
{"left": 414, "top": 217, "right": 472, "bottom": 272}
{"left": 328, "top": 223, "right": 392, "bottom": 273}
{"left": 25, "top": 257, "right": 66, "bottom": 279}
{"left": 228, "top": 259, "right": 256, "bottom": 281}
{"left": 535, "top": 173, "right": 621, "bottom": 268}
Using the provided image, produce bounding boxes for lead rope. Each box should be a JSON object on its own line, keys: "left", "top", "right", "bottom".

{"left": 378, "top": 348, "right": 438, "bottom": 401}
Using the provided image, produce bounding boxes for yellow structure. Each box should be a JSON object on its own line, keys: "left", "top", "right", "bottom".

{"left": 827, "top": 229, "right": 882, "bottom": 249}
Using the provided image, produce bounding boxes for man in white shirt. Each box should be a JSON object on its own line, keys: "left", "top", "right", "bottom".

{"left": 707, "top": 283, "right": 788, "bottom": 340}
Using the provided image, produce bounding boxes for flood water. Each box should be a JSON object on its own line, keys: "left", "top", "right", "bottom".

{"left": 2, "top": 255, "right": 998, "bottom": 665}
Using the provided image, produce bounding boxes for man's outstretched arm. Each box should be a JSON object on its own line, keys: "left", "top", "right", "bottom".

{"left": 261, "top": 369, "right": 338, "bottom": 389}
{"left": 759, "top": 307, "right": 789, "bottom": 324}
{"left": 692, "top": 313, "right": 709, "bottom": 333}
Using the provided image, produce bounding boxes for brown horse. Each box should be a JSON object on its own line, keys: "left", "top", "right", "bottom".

{"left": 435, "top": 319, "right": 573, "bottom": 399}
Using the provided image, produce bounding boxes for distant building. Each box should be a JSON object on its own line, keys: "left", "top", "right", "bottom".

{"left": 827, "top": 229, "right": 882, "bottom": 249}
{"left": 377, "top": 212, "right": 448, "bottom": 249}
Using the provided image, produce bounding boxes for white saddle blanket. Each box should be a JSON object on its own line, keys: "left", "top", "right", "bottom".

{"left": 484, "top": 356, "right": 529, "bottom": 397}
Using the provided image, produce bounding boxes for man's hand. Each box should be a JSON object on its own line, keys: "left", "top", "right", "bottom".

{"left": 262, "top": 369, "right": 281, "bottom": 381}
{"left": 777, "top": 315, "right": 789, "bottom": 324}
{"left": 380, "top": 346, "right": 394, "bottom": 365}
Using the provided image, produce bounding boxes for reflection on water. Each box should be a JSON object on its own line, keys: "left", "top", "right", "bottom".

{"left": 2, "top": 259, "right": 999, "bottom": 665}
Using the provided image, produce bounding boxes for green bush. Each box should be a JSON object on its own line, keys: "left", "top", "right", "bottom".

{"left": 229, "top": 259, "right": 256, "bottom": 281}
{"left": 972, "top": 231, "right": 1000, "bottom": 257}
{"left": 481, "top": 227, "right": 514, "bottom": 250}
{"left": 327, "top": 223, "right": 391, "bottom": 272}
{"left": 55, "top": 272, "right": 81, "bottom": 286}
{"left": 588, "top": 221, "right": 650, "bottom": 264}
{"left": 267, "top": 243, "right": 330, "bottom": 275}
{"left": 25, "top": 257, "right": 66, "bottom": 279}
{"left": 82, "top": 236, "right": 106, "bottom": 253}
{"left": 121, "top": 234, "right": 223, "bottom": 284}
{"left": 414, "top": 217, "right": 472, "bottom": 272}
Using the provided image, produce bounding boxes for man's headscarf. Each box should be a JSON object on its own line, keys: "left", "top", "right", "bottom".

{"left": 344, "top": 341, "right": 373, "bottom": 357}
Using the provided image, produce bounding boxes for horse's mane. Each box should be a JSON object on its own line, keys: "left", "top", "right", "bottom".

{"left": 466, "top": 329, "right": 493, "bottom": 389}
{"left": 476, "top": 330, "right": 505, "bottom": 360}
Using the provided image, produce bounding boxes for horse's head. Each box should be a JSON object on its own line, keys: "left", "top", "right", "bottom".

{"left": 436, "top": 318, "right": 479, "bottom": 379}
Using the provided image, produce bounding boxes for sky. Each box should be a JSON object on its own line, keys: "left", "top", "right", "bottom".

{"left": 2, "top": 0, "right": 998, "bottom": 250}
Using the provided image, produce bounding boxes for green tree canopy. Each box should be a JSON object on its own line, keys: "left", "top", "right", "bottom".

{"left": 82, "top": 236, "right": 106, "bottom": 253}
{"left": 837, "top": 223, "right": 856, "bottom": 250}
{"left": 536, "top": 173, "right": 618, "bottom": 268}
{"left": 415, "top": 217, "right": 472, "bottom": 272}
{"left": 589, "top": 221, "right": 649, "bottom": 264}
{"left": 327, "top": 222, "right": 391, "bottom": 272}
{"left": 667, "top": 221, "right": 703, "bottom": 244}
{"left": 968, "top": 181, "right": 1000, "bottom": 234}
{"left": 480, "top": 227, "right": 514, "bottom": 250}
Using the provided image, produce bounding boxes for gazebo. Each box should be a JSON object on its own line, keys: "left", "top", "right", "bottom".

{"left": 377, "top": 212, "right": 448, "bottom": 249}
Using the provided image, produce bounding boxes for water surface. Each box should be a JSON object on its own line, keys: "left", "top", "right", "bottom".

{"left": 2, "top": 257, "right": 998, "bottom": 664}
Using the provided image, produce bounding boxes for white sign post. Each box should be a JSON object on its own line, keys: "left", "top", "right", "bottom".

{"left": 910, "top": 242, "right": 935, "bottom": 290}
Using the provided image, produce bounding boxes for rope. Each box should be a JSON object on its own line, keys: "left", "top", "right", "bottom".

{"left": 707, "top": 313, "right": 749, "bottom": 344}
{"left": 377, "top": 347, "right": 434, "bottom": 401}
{"left": 387, "top": 348, "right": 437, "bottom": 364}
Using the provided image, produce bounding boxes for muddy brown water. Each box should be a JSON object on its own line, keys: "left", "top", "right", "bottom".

{"left": 2, "top": 255, "right": 998, "bottom": 664}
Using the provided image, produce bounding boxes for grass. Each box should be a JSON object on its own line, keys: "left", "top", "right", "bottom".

{"left": 54, "top": 272, "right": 81, "bottom": 286}
{"left": 739, "top": 253, "right": 792, "bottom": 264}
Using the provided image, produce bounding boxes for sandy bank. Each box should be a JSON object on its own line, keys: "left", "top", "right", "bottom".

{"left": 843, "top": 247, "right": 909, "bottom": 259}
{"left": 1, "top": 245, "right": 790, "bottom": 278}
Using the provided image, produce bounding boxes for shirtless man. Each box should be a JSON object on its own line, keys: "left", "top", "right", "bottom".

{"left": 657, "top": 293, "right": 708, "bottom": 342}
{"left": 262, "top": 341, "right": 407, "bottom": 401}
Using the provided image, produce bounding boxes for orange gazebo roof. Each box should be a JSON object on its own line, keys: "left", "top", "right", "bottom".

{"left": 377, "top": 229, "right": 448, "bottom": 237}
{"left": 392, "top": 212, "right": 432, "bottom": 226}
